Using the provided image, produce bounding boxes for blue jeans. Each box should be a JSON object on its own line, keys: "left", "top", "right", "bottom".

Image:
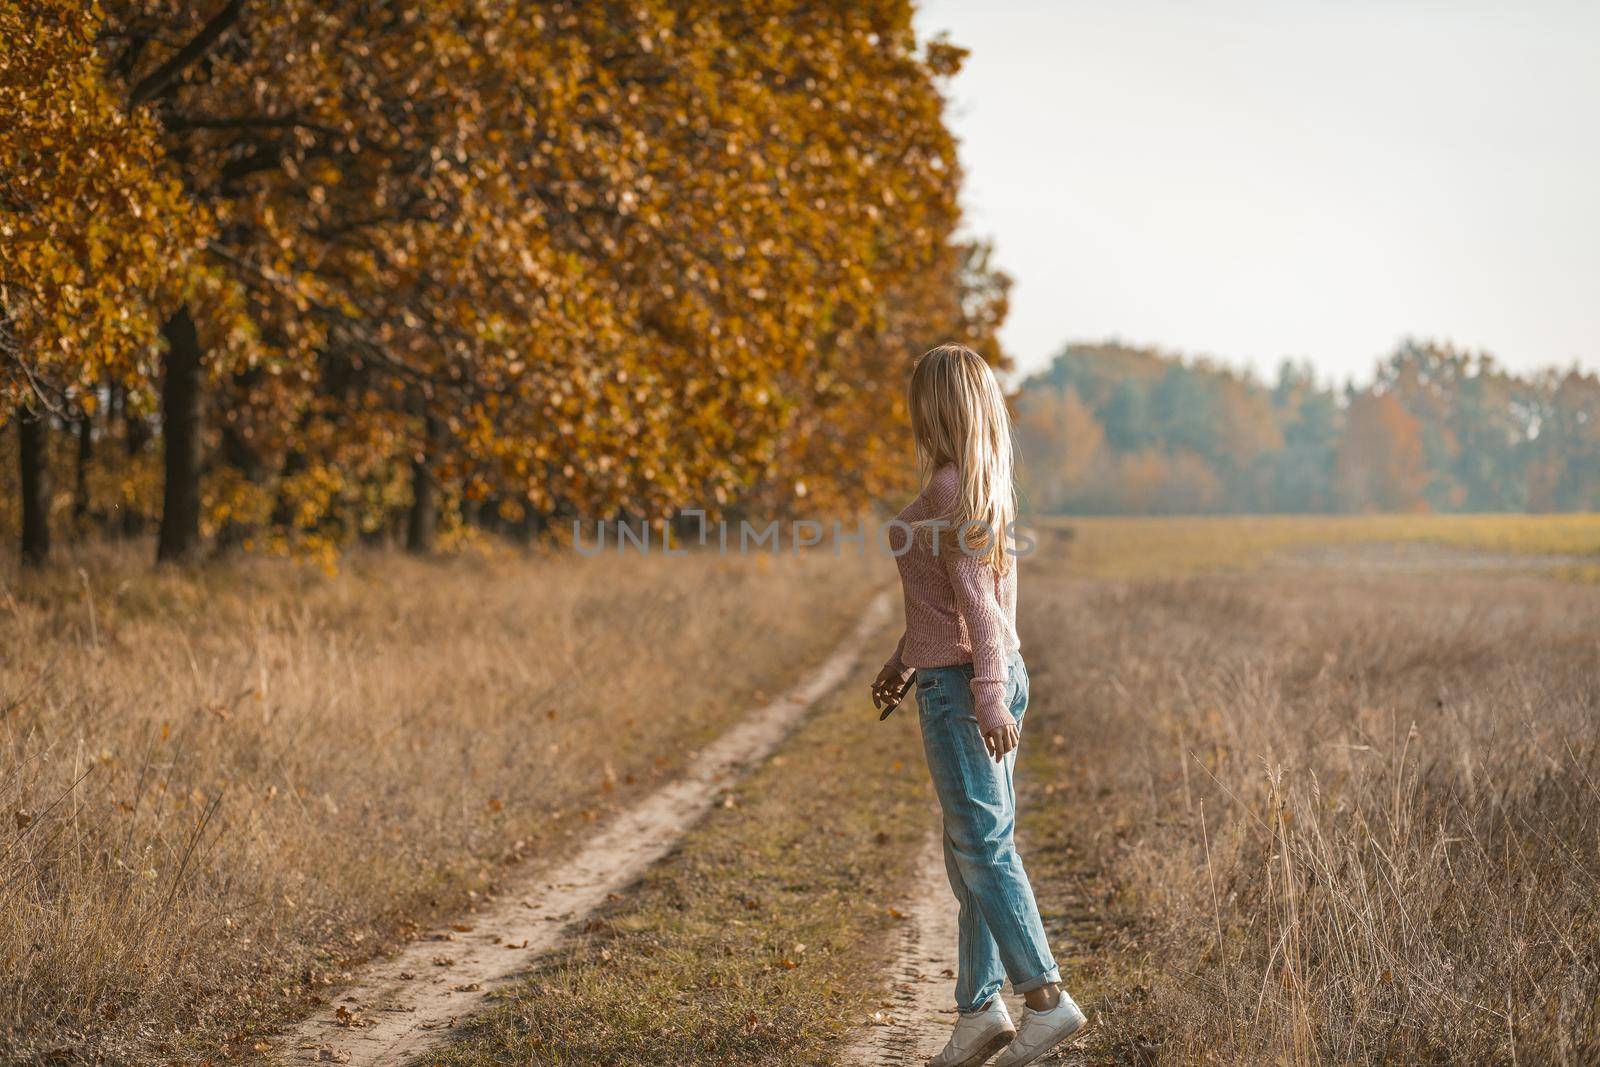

{"left": 915, "top": 653, "right": 1060, "bottom": 1013}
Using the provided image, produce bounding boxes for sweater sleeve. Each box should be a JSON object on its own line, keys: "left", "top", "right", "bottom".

{"left": 885, "top": 631, "right": 909, "bottom": 676}
{"left": 944, "top": 549, "right": 1016, "bottom": 735}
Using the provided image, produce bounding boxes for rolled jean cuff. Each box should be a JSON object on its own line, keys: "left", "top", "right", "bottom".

{"left": 1012, "top": 963, "right": 1061, "bottom": 994}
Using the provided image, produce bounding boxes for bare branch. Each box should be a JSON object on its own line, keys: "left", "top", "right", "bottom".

{"left": 164, "top": 113, "right": 340, "bottom": 137}
{"left": 128, "top": 0, "right": 246, "bottom": 108}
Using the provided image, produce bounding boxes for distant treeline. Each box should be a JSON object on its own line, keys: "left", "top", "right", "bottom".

{"left": 1016, "top": 341, "right": 1600, "bottom": 515}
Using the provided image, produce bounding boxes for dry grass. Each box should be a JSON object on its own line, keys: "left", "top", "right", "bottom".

{"left": 8, "top": 513, "right": 1598, "bottom": 1066}
{"left": 434, "top": 630, "right": 931, "bottom": 1066}
{"left": 1017, "top": 538, "right": 1600, "bottom": 1064}
{"left": 0, "top": 542, "right": 879, "bottom": 1064}
{"left": 1041, "top": 512, "right": 1600, "bottom": 579}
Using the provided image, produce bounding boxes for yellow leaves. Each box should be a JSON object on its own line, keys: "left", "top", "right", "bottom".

{"left": 1, "top": 0, "right": 209, "bottom": 402}
{"left": 5, "top": 0, "right": 984, "bottom": 551}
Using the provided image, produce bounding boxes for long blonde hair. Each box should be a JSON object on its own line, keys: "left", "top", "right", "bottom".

{"left": 908, "top": 343, "right": 1017, "bottom": 574}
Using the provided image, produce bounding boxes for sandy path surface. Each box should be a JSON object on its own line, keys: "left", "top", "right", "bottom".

{"left": 846, "top": 827, "right": 1100, "bottom": 1067}
{"left": 276, "top": 590, "right": 892, "bottom": 1066}
{"left": 847, "top": 825, "right": 966, "bottom": 1066}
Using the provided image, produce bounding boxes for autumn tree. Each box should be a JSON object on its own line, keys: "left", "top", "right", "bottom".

{"left": 1524, "top": 369, "right": 1600, "bottom": 511}
{"left": 99, "top": 0, "right": 474, "bottom": 558}
{"left": 1335, "top": 391, "right": 1429, "bottom": 512}
{"left": 1, "top": 0, "right": 204, "bottom": 565}
{"left": 1022, "top": 344, "right": 1283, "bottom": 513}
{"left": 1269, "top": 360, "right": 1339, "bottom": 512}
{"left": 83, "top": 0, "right": 999, "bottom": 559}
{"left": 1015, "top": 386, "right": 1103, "bottom": 512}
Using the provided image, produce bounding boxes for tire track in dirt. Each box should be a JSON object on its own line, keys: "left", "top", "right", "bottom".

{"left": 847, "top": 824, "right": 967, "bottom": 1066}
{"left": 845, "top": 826, "right": 1106, "bottom": 1066}
{"left": 275, "top": 591, "right": 893, "bottom": 1066}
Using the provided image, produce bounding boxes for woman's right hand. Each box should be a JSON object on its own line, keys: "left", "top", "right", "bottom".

{"left": 983, "top": 722, "right": 1020, "bottom": 762}
{"left": 871, "top": 662, "right": 914, "bottom": 712}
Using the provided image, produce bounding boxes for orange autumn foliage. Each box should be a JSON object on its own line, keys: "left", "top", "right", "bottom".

{"left": 4, "top": 1, "right": 1006, "bottom": 557}
{"left": 1336, "top": 391, "right": 1430, "bottom": 512}
{"left": 0, "top": 0, "right": 207, "bottom": 407}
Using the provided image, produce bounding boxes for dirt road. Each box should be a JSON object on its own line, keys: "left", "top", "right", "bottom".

{"left": 276, "top": 592, "right": 892, "bottom": 1066}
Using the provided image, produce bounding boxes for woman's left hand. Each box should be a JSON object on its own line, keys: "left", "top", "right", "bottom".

{"left": 872, "top": 663, "right": 914, "bottom": 711}
{"left": 983, "top": 723, "right": 1019, "bottom": 762}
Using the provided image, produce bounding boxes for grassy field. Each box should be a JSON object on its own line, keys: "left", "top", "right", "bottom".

{"left": 0, "top": 543, "right": 879, "bottom": 1063}
{"left": 1017, "top": 519, "right": 1600, "bottom": 1064}
{"left": 3, "top": 514, "right": 1597, "bottom": 1065}
{"left": 422, "top": 513, "right": 1600, "bottom": 1066}
{"left": 1040, "top": 512, "right": 1600, "bottom": 579}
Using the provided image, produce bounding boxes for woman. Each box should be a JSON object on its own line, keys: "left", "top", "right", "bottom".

{"left": 871, "top": 344, "right": 1088, "bottom": 1067}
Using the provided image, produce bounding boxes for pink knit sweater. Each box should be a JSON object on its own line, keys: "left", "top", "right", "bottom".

{"left": 885, "top": 464, "right": 1020, "bottom": 734}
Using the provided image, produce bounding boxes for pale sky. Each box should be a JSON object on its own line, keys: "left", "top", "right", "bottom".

{"left": 914, "top": 0, "right": 1600, "bottom": 383}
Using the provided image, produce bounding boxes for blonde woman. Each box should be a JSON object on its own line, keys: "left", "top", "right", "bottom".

{"left": 871, "top": 345, "right": 1088, "bottom": 1067}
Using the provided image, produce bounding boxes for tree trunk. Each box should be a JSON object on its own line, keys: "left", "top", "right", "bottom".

{"left": 74, "top": 409, "right": 93, "bottom": 530}
{"left": 406, "top": 456, "right": 437, "bottom": 553}
{"left": 405, "top": 456, "right": 437, "bottom": 553}
{"left": 405, "top": 413, "right": 440, "bottom": 554}
{"left": 119, "top": 384, "right": 151, "bottom": 538}
{"left": 157, "top": 306, "right": 204, "bottom": 563}
{"left": 511, "top": 503, "right": 546, "bottom": 548}
{"left": 269, "top": 444, "right": 306, "bottom": 531}
{"left": 18, "top": 406, "right": 50, "bottom": 567}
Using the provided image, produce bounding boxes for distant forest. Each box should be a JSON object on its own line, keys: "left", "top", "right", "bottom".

{"left": 1015, "top": 340, "right": 1600, "bottom": 515}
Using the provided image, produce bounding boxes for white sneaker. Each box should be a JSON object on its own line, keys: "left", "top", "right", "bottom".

{"left": 990, "top": 994, "right": 1089, "bottom": 1066}
{"left": 927, "top": 997, "right": 1016, "bottom": 1067}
